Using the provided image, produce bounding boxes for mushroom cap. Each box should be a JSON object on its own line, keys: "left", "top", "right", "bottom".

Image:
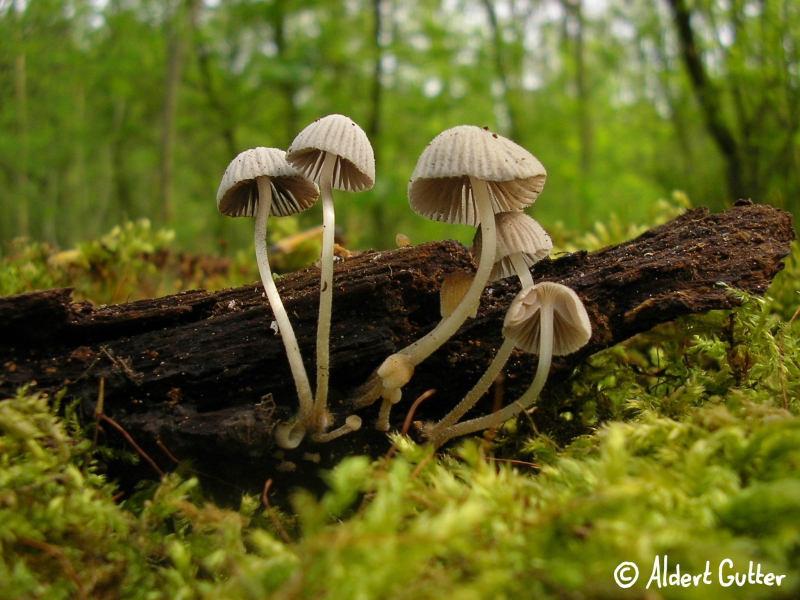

{"left": 344, "top": 415, "right": 362, "bottom": 430}
{"left": 440, "top": 272, "right": 477, "bottom": 319}
{"left": 473, "top": 211, "right": 553, "bottom": 281}
{"left": 286, "top": 114, "right": 375, "bottom": 192}
{"left": 408, "top": 125, "right": 546, "bottom": 226}
{"left": 217, "top": 147, "right": 320, "bottom": 218}
{"left": 503, "top": 282, "right": 591, "bottom": 356}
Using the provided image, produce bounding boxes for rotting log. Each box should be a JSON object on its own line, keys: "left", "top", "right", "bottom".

{"left": 0, "top": 202, "right": 795, "bottom": 496}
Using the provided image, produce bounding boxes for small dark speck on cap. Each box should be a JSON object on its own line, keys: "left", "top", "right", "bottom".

{"left": 492, "top": 133, "right": 498, "bottom": 139}
{"left": 483, "top": 125, "right": 490, "bottom": 130}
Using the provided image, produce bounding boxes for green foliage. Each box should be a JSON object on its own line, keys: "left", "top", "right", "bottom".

{"left": 0, "top": 219, "right": 261, "bottom": 303}
{"left": 3, "top": 0, "right": 798, "bottom": 253}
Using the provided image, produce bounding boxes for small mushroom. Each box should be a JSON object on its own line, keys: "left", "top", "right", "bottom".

{"left": 351, "top": 125, "right": 546, "bottom": 410}
{"left": 217, "top": 148, "right": 319, "bottom": 440}
{"left": 372, "top": 353, "right": 414, "bottom": 430}
{"left": 287, "top": 114, "right": 375, "bottom": 432}
{"left": 473, "top": 211, "right": 552, "bottom": 288}
{"left": 311, "top": 415, "right": 363, "bottom": 443}
{"left": 428, "top": 282, "right": 591, "bottom": 447}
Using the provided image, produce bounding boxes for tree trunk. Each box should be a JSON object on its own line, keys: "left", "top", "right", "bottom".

{"left": 159, "top": 0, "right": 199, "bottom": 224}
{"left": 667, "top": 0, "right": 746, "bottom": 201}
{"left": 15, "top": 52, "right": 29, "bottom": 237}
{"left": 0, "top": 203, "right": 793, "bottom": 497}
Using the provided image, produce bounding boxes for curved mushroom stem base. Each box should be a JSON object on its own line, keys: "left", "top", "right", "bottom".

{"left": 430, "top": 302, "right": 554, "bottom": 448}
{"left": 274, "top": 422, "right": 307, "bottom": 449}
{"left": 350, "top": 371, "right": 383, "bottom": 409}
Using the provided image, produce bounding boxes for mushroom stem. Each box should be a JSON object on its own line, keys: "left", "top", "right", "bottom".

{"left": 311, "top": 415, "right": 362, "bottom": 443}
{"left": 509, "top": 252, "right": 534, "bottom": 288}
{"left": 254, "top": 178, "right": 315, "bottom": 424}
{"left": 398, "top": 176, "right": 497, "bottom": 365}
{"left": 424, "top": 337, "right": 515, "bottom": 440}
{"left": 431, "top": 301, "right": 554, "bottom": 447}
{"left": 351, "top": 371, "right": 383, "bottom": 409}
{"left": 312, "top": 152, "right": 338, "bottom": 431}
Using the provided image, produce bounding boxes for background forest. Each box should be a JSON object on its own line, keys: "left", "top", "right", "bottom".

{"left": 2, "top": 0, "right": 799, "bottom": 257}
{"left": 3, "top": 1, "right": 800, "bottom": 598}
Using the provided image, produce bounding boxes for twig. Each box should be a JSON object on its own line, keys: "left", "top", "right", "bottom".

{"left": 101, "top": 347, "right": 141, "bottom": 382}
{"left": 98, "top": 413, "right": 164, "bottom": 478}
{"left": 409, "top": 452, "right": 435, "bottom": 480}
{"left": 262, "top": 479, "right": 292, "bottom": 544}
{"left": 384, "top": 389, "right": 436, "bottom": 461}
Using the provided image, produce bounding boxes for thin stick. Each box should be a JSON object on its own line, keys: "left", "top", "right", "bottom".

{"left": 402, "top": 389, "right": 437, "bottom": 436}
{"left": 384, "top": 389, "right": 436, "bottom": 461}
{"left": 98, "top": 414, "right": 164, "bottom": 478}
{"left": 262, "top": 479, "right": 292, "bottom": 544}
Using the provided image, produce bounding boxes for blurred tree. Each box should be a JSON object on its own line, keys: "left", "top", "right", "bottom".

{"left": 666, "top": 0, "right": 800, "bottom": 205}
{"left": 0, "top": 0, "right": 797, "bottom": 257}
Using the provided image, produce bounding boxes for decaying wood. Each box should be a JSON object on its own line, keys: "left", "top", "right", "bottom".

{"left": 0, "top": 202, "right": 795, "bottom": 495}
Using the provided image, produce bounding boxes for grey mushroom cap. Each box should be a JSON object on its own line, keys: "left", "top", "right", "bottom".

{"left": 286, "top": 114, "right": 375, "bottom": 192}
{"left": 217, "top": 147, "right": 320, "bottom": 218}
{"left": 473, "top": 211, "right": 553, "bottom": 281}
{"left": 502, "top": 282, "right": 591, "bottom": 355}
{"left": 408, "top": 125, "right": 547, "bottom": 226}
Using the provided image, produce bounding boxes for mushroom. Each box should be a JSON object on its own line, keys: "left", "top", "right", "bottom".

{"left": 217, "top": 147, "right": 319, "bottom": 440}
{"left": 373, "top": 354, "right": 414, "bottom": 431}
{"left": 287, "top": 114, "right": 375, "bottom": 432}
{"left": 352, "top": 125, "right": 546, "bottom": 410}
{"left": 428, "top": 282, "right": 591, "bottom": 448}
{"left": 473, "top": 211, "right": 552, "bottom": 288}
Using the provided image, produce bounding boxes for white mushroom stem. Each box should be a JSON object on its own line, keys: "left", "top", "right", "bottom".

{"left": 312, "top": 152, "right": 338, "bottom": 431}
{"left": 351, "top": 371, "right": 383, "bottom": 409}
{"left": 398, "top": 176, "right": 497, "bottom": 366}
{"left": 431, "top": 300, "right": 554, "bottom": 448}
{"left": 509, "top": 252, "right": 534, "bottom": 288}
{"left": 424, "top": 338, "right": 515, "bottom": 441}
{"left": 255, "top": 177, "right": 314, "bottom": 424}
{"left": 311, "top": 415, "right": 362, "bottom": 443}
{"left": 376, "top": 390, "right": 402, "bottom": 431}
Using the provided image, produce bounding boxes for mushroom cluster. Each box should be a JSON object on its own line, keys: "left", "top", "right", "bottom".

{"left": 216, "top": 120, "right": 591, "bottom": 451}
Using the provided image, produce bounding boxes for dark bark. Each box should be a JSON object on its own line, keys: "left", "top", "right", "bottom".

{"left": 0, "top": 203, "right": 794, "bottom": 497}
